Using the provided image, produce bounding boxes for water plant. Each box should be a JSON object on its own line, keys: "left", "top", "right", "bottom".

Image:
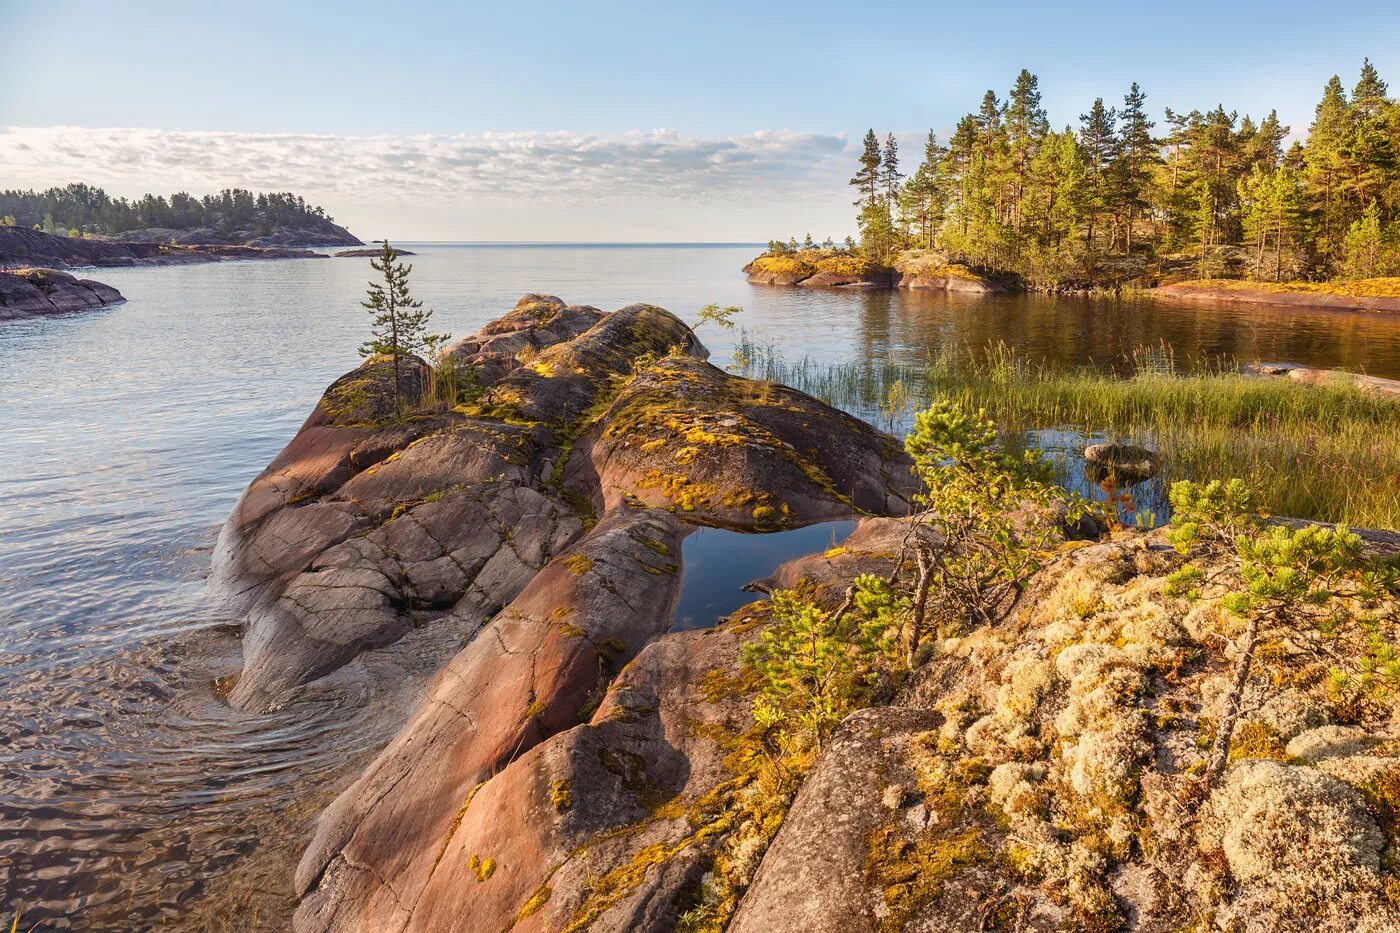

{"left": 731, "top": 342, "right": 1400, "bottom": 529}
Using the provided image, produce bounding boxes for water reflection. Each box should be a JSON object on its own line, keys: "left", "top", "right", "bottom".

{"left": 673, "top": 521, "right": 858, "bottom": 630}
{"left": 829, "top": 288, "right": 1400, "bottom": 377}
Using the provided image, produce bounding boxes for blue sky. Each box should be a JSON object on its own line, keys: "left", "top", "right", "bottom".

{"left": 1, "top": 0, "right": 1397, "bottom": 240}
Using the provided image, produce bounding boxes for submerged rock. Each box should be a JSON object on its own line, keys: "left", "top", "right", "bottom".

{"left": 1083, "top": 442, "right": 1162, "bottom": 485}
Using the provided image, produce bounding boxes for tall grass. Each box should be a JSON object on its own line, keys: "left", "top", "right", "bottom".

{"left": 731, "top": 335, "right": 1400, "bottom": 530}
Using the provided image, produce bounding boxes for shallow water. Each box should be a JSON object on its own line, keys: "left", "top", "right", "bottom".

{"left": 3, "top": 243, "right": 1399, "bottom": 927}
{"left": 673, "top": 520, "right": 858, "bottom": 630}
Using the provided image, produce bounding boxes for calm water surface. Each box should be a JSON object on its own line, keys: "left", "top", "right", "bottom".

{"left": 4, "top": 244, "right": 1400, "bottom": 927}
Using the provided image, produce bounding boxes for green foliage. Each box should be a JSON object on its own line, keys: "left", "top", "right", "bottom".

{"left": 742, "top": 585, "right": 899, "bottom": 747}
{"left": 0, "top": 182, "right": 337, "bottom": 237}
{"left": 903, "top": 400, "right": 1072, "bottom": 657}
{"left": 1165, "top": 476, "right": 1398, "bottom": 781}
{"left": 358, "top": 240, "right": 448, "bottom": 417}
{"left": 845, "top": 59, "right": 1400, "bottom": 284}
{"left": 694, "top": 303, "right": 742, "bottom": 332}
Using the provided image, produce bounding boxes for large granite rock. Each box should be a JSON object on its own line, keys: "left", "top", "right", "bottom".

{"left": 0, "top": 268, "right": 124, "bottom": 320}
{"left": 212, "top": 294, "right": 920, "bottom": 930}
{"left": 295, "top": 515, "right": 914, "bottom": 933}
{"left": 213, "top": 294, "right": 914, "bottom": 716}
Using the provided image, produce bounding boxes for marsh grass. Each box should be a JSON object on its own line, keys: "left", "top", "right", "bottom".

{"left": 731, "top": 337, "right": 1400, "bottom": 529}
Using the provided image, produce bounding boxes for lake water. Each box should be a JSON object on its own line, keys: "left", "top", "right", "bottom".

{"left": 3, "top": 243, "right": 1400, "bottom": 927}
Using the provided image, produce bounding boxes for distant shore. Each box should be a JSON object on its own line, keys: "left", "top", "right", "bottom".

{"left": 0, "top": 227, "right": 334, "bottom": 272}
{"left": 743, "top": 248, "right": 1400, "bottom": 313}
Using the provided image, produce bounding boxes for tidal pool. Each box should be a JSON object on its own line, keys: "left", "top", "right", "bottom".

{"left": 672, "top": 519, "right": 859, "bottom": 630}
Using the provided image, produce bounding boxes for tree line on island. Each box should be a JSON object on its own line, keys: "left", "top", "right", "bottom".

{"left": 771, "top": 60, "right": 1400, "bottom": 288}
{"left": 0, "top": 182, "right": 337, "bottom": 240}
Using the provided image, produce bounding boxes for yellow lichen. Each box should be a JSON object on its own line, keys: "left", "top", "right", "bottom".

{"left": 466, "top": 853, "right": 497, "bottom": 881}
{"left": 563, "top": 554, "right": 595, "bottom": 575}
{"left": 514, "top": 884, "right": 552, "bottom": 922}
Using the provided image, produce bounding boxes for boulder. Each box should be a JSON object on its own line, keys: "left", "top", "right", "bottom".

{"left": 564, "top": 357, "right": 917, "bottom": 527}
{"left": 1083, "top": 442, "right": 1162, "bottom": 484}
{"left": 729, "top": 707, "right": 949, "bottom": 933}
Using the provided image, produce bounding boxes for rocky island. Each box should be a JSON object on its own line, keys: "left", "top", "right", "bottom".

{"left": 0, "top": 267, "right": 125, "bottom": 319}
{"left": 0, "top": 184, "right": 361, "bottom": 270}
{"left": 744, "top": 247, "right": 1008, "bottom": 293}
{"left": 211, "top": 294, "right": 1400, "bottom": 933}
{"left": 334, "top": 247, "right": 417, "bottom": 258}
{"left": 0, "top": 227, "right": 331, "bottom": 271}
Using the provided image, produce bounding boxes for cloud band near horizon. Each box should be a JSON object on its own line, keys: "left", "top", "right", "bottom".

{"left": 0, "top": 126, "right": 852, "bottom": 203}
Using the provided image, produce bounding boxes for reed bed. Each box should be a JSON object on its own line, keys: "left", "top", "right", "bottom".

{"left": 731, "top": 335, "right": 1400, "bottom": 529}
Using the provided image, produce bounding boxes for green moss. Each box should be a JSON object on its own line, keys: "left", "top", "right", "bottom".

{"left": 1228, "top": 721, "right": 1287, "bottom": 762}
{"left": 562, "top": 842, "right": 680, "bottom": 933}
{"left": 863, "top": 824, "right": 989, "bottom": 932}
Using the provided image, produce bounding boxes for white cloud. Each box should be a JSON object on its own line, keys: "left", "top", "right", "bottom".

{"left": 0, "top": 126, "right": 853, "bottom": 224}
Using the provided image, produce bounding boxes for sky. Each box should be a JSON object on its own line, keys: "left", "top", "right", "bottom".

{"left": 1, "top": 0, "right": 1397, "bottom": 241}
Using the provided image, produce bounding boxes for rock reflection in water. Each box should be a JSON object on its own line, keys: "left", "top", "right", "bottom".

{"left": 673, "top": 520, "right": 858, "bottom": 630}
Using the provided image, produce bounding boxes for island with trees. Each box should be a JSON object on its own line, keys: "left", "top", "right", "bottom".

{"left": 0, "top": 184, "right": 361, "bottom": 273}
{"left": 747, "top": 60, "right": 1400, "bottom": 310}
{"left": 0, "top": 183, "right": 359, "bottom": 247}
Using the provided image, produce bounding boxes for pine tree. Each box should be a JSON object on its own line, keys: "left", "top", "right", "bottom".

{"left": 900, "top": 130, "right": 949, "bottom": 249}
{"left": 359, "top": 240, "right": 447, "bottom": 417}
{"left": 1115, "top": 82, "right": 1158, "bottom": 254}
{"left": 882, "top": 134, "right": 904, "bottom": 244}
{"left": 882, "top": 133, "right": 902, "bottom": 204}
{"left": 850, "top": 130, "right": 883, "bottom": 209}
{"left": 1306, "top": 76, "right": 1351, "bottom": 260}
{"left": 1352, "top": 58, "right": 1389, "bottom": 115}
{"left": 1079, "top": 98, "right": 1118, "bottom": 253}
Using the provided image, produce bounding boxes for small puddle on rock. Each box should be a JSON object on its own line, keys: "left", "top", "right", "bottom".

{"left": 672, "top": 519, "right": 858, "bottom": 630}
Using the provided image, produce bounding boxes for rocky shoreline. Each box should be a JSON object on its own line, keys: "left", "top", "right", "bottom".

{"left": 743, "top": 249, "right": 1400, "bottom": 314}
{"left": 0, "top": 226, "right": 332, "bottom": 271}
{"left": 1152, "top": 280, "right": 1400, "bottom": 313}
{"left": 333, "top": 247, "right": 417, "bottom": 258}
{"left": 0, "top": 267, "right": 124, "bottom": 320}
{"left": 743, "top": 248, "right": 1010, "bottom": 293}
{"left": 211, "top": 295, "right": 1400, "bottom": 932}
